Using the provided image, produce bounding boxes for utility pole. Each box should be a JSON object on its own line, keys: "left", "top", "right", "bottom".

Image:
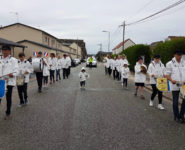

{"left": 120, "top": 21, "right": 126, "bottom": 51}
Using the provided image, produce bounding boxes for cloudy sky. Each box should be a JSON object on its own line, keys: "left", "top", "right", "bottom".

{"left": 0, "top": 0, "right": 185, "bottom": 54}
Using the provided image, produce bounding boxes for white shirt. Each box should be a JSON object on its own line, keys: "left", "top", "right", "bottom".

{"left": 17, "top": 59, "right": 33, "bottom": 83}
{"left": 66, "top": 56, "right": 72, "bottom": 67}
{"left": 147, "top": 61, "right": 165, "bottom": 84}
{"left": 56, "top": 58, "right": 62, "bottom": 70}
{"left": 0, "top": 55, "right": 19, "bottom": 86}
{"left": 134, "top": 62, "right": 147, "bottom": 83}
{"left": 43, "top": 59, "right": 50, "bottom": 76}
{"left": 166, "top": 57, "right": 185, "bottom": 91}
{"left": 112, "top": 59, "right": 117, "bottom": 70}
{"left": 121, "top": 67, "right": 130, "bottom": 79}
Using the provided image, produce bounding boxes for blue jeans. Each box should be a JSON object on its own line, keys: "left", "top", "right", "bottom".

{"left": 172, "top": 91, "right": 185, "bottom": 119}
{"left": 56, "top": 69, "right": 61, "bottom": 80}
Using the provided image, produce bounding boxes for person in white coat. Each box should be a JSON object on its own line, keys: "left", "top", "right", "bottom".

{"left": 56, "top": 56, "right": 62, "bottom": 81}
{"left": 0, "top": 45, "right": 19, "bottom": 119}
{"left": 134, "top": 57, "right": 147, "bottom": 99}
{"left": 106, "top": 55, "right": 112, "bottom": 76}
{"left": 147, "top": 54, "right": 165, "bottom": 110}
{"left": 17, "top": 53, "right": 33, "bottom": 107}
{"left": 116, "top": 55, "right": 121, "bottom": 81}
{"left": 48, "top": 53, "right": 57, "bottom": 84}
{"left": 165, "top": 50, "right": 185, "bottom": 123}
{"left": 112, "top": 57, "right": 117, "bottom": 80}
{"left": 66, "top": 55, "right": 72, "bottom": 76}
{"left": 61, "top": 54, "right": 69, "bottom": 79}
{"left": 79, "top": 67, "right": 89, "bottom": 88}
{"left": 121, "top": 62, "right": 130, "bottom": 89}
{"left": 43, "top": 58, "right": 50, "bottom": 87}
{"left": 104, "top": 55, "right": 109, "bottom": 75}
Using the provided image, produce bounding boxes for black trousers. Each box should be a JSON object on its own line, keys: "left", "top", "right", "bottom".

{"left": 68, "top": 67, "right": 71, "bottom": 75}
{"left": 63, "top": 68, "right": 68, "bottom": 79}
{"left": 105, "top": 67, "right": 108, "bottom": 75}
{"left": 17, "top": 83, "right": 28, "bottom": 104}
{"left": 80, "top": 81, "right": 86, "bottom": 87}
{"left": 89, "top": 62, "right": 93, "bottom": 68}
{"left": 113, "top": 69, "right": 117, "bottom": 80}
{"left": 36, "top": 72, "right": 43, "bottom": 90}
{"left": 172, "top": 91, "right": 185, "bottom": 119}
{"left": 108, "top": 67, "right": 112, "bottom": 76}
{"left": 151, "top": 84, "right": 163, "bottom": 104}
{"left": 6, "top": 86, "right": 13, "bottom": 115}
{"left": 50, "top": 70, "right": 55, "bottom": 82}
{"left": 123, "top": 78, "right": 128, "bottom": 87}
{"left": 43, "top": 76, "right": 48, "bottom": 84}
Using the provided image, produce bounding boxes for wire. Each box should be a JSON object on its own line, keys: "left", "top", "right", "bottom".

{"left": 127, "top": 0, "right": 185, "bottom": 26}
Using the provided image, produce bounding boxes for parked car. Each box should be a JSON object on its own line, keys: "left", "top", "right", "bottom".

{"left": 73, "top": 58, "right": 81, "bottom": 66}
{"left": 86, "top": 57, "right": 97, "bottom": 67}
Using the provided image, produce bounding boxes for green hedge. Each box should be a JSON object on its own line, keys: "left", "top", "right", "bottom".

{"left": 153, "top": 39, "right": 185, "bottom": 64}
{"left": 120, "top": 44, "right": 151, "bottom": 71}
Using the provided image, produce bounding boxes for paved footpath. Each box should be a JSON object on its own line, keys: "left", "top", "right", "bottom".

{"left": 0, "top": 63, "right": 185, "bottom": 150}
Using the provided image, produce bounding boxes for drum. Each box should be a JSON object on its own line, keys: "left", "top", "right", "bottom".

{"left": 32, "top": 58, "right": 43, "bottom": 72}
{"left": 16, "top": 75, "right": 25, "bottom": 86}
{"left": 0, "top": 80, "right": 5, "bottom": 98}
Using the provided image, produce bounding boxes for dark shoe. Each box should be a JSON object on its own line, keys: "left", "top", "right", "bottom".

{"left": 4, "top": 114, "right": 11, "bottom": 120}
{"left": 140, "top": 95, "right": 145, "bottom": 100}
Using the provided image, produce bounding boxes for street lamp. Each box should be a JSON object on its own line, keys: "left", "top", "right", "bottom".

{"left": 102, "top": 30, "right": 110, "bottom": 52}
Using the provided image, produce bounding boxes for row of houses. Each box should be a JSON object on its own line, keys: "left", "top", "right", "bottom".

{"left": 112, "top": 36, "right": 185, "bottom": 55}
{"left": 0, "top": 23, "right": 87, "bottom": 59}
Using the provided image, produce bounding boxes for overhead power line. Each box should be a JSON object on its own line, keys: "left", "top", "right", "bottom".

{"left": 127, "top": 0, "right": 185, "bottom": 26}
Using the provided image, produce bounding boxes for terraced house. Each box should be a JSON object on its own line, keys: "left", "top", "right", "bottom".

{"left": 0, "top": 23, "right": 87, "bottom": 59}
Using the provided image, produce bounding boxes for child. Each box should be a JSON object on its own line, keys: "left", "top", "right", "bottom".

{"left": 43, "top": 59, "right": 50, "bottom": 88}
{"left": 121, "top": 63, "right": 130, "bottom": 89}
{"left": 79, "top": 67, "right": 89, "bottom": 88}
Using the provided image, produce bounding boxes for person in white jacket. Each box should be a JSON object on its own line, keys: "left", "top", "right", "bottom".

{"left": 134, "top": 57, "right": 147, "bottom": 99}
{"left": 147, "top": 54, "right": 165, "bottom": 110}
{"left": 66, "top": 55, "right": 72, "bottom": 76}
{"left": 48, "top": 53, "right": 57, "bottom": 84}
{"left": 17, "top": 53, "right": 33, "bottom": 107}
{"left": 112, "top": 57, "right": 117, "bottom": 80}
{"left": 61, "top": 54, "right": 69, "bottom": 79}
{"left": 56, "top": 56, "right": 62, "bottom": 81}
{"left": 43, "top": 58, "right": 50, "bottom": 87}
{"left": 0, "top": 45, "right": 19, "bottom": 119}
{"left": 165, "top": 50, "right": 185, "bottom": 123}
{"left": 121, "top": 62, "right": 130, "bottom": 89}
{"left": 79, "top": 67, "right": 89, "bottom": 88}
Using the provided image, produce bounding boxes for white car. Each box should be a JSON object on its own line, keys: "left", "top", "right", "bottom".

{"left": 86, "top": 57, "right": 97, "bottom": 67}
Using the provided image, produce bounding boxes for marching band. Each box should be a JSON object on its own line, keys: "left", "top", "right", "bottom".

{"left": 0, "top": 46, "right": 72, "bottom": 120}
{"left": 105, "top": 50, "right": 185, "bottom": 124}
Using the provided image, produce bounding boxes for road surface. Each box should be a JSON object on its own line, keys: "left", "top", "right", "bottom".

{"left": 0, "top": 63, "right": 185, "bottom": 150}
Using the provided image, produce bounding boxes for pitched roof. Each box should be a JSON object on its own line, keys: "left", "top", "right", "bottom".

{"left": 168, "top": 36, "right": 185, "bottom": 40}
{"left": 0, "top": 23, "right": 58, "bottom": 40}
{"left": 0, "top": 37, "right": 26, "bottom": 48}
{"left": 17, "top": 40, "right": 77, "bottom": 55}
{"left": 113, "top": 39, "right": 135, "bottom": 50}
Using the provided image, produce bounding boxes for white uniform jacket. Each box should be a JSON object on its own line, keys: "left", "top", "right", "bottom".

{"left": 121, "top": 67, "right": 130, "bottom": 79}
{"left": 43, "top": 59, "right": 50, "bottom": 76}
{"left": 166, "top": 57, "right": 185, "bottom": 91}
{"left": 111, "top": 60, "right": 117, "bottom": 70}
{"left": 48, "top": 57, "right": 57, "bottom": 70}
{"left": 0, "top": 55, "right": 19, "bottom": 86}
{"left": 66, "top": 56, "right": 72, "bottom": 68}
{"left": 17, "top": 59, "right": 33, "bottom": 83}
{"left": 147, "top": 61, "right": 165, "bottom": 84}
{"left": 57, "top": 59, "right": 62, "bottom": 70}
{"left": 61, "top": 58, "right": 69, "bottom": 69}
{"left": 134, "top": 62, "right": 147, "bottom": 83}
{"left": 79, "top": 72, "right": 89, "bottom": 82}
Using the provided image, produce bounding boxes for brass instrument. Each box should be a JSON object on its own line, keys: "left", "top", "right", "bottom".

{"left": 140, "top": 66, "right": 147, "bottom": 74}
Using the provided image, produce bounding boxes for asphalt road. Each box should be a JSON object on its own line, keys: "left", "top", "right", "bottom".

{"left": 0, "top": 63, "right": 185, "bottom": 150}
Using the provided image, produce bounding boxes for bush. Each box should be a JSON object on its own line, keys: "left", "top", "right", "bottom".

{"left": 120, "top": 44, "right": 151, "bottom": 71}
{"left": 153, "top": 39, "right": 185, "bottom": 64}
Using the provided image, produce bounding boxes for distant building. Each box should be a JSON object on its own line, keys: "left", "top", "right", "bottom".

{"left": 112, "top": 39, "right": 135, "bottom": 54}
{"left": 0, "top": 23, "right": 86, "bottom": 59}
{"left": 166, "top": 36, "right": 185, "bottom": 41}
{"left": 150, "top": 41, "right": 163, "bottom": 51}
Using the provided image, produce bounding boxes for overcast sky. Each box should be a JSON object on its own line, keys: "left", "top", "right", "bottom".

{"left": 0, "top": 0, "right": 185, "bottom": 54}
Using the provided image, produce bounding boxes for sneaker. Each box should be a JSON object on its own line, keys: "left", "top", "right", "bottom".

{"left": 18, "top": 104, "right": 24, "bottom": 107}
{"left": 121, "top": 83, "right": 123, "bottom": 86}
{"left": 149, "top": 100, "right": 154, "bottom": 107}
{"left": 25, "top": 100, "right": 29, "bottom": 105}
{"left": 157, "top": 104, "right": 165, "bottom": 110}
